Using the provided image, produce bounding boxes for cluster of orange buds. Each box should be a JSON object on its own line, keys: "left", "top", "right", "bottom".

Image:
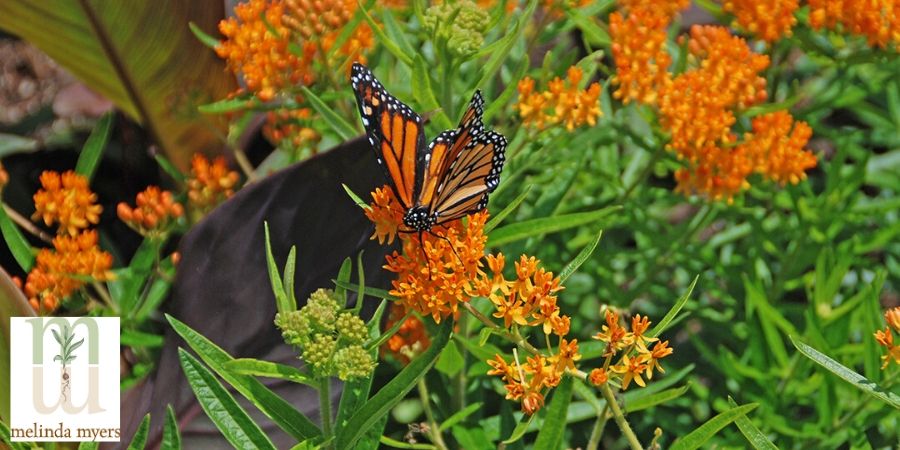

{"left": 874, "top": 306, "right": 900, "bottom": 369}
{"left": 216, "top": 0, "right": 312, "bottom": 102}
{"left": 117, "top": 186, "right": 185, "bottom": 238}
{"left": 25, "top": 231, "right": 113, "bottom": 313}
{"left": 32, "top": 170, "right": 102, "bottom": 236}
{"left": 26, "top": 171, "right": 113, "bottom": 313}
{"left": 381, "top": 303, "right": 431, "bottom": 365}
{"left": 0, "top": 161, "right": 8, "bottom": 192}
{"left": 283, "top": 0, "right": 375, "bottom": 67}
{"left": 516, "top": 66, "right": 602, "bottom": 131}
{"left": 722, "top": 0, "right": 799, "bottom": 42}
{"left": 808, "top": 0, "right": 900, "bottom": 49}
{"left": 263, "top": 109, "right": 322, "bottom": 153}
{"left": 186, "top": 154, "right": 241, "bottom": 216}
{"left": 589, "top": 310, "right": 673, "bottom": 390}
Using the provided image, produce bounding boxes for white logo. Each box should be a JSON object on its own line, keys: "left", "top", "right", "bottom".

{"left": 9, "top": 317, "right": 120, "bottom": 442}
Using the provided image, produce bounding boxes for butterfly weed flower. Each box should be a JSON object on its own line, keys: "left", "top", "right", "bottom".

{"left": 275, "top": 288, "right": 376, "bottom": 380}
{"left": 382, "top": 303, "right": 431, "bottom": 365}
{"left": 24, "top": 230, "right": 114, "bottom": 314}
{"left": 516, "top": 66, "right": 603, "bottom": 130}
{"left": 117, "top": 186, "right": 184, "bottom": 238}
{"left": 609, "top": 9, "right": 675, "bottom": 106}
{"left": 722, "top": 0, "right": 799, "bottom": 42}
{"left": 365, "top": 186, "right": 404, "bottom": 245}
{"left": 741, "top": 111, "right": 817, "bottom": 185}
{"left": 186, "top": 154, "right": 241, "bottom": 217}
{"left": 32, "top": 170, "right": 102, "bottom": 236}
{"left": 216, "top": 0, "right": 310, "bottom": 102}
{"left": 808, "top": 0, "right": 900, "bottom": 49}
{"left": 423, "top": 0, "right": 491, "bottom": 58}
{"left": 875, "top": 306, "right": 900, "bottom": 369}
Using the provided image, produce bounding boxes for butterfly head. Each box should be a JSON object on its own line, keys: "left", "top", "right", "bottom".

{"left": 403, "top": 206, "right": 437, "bottom": 232}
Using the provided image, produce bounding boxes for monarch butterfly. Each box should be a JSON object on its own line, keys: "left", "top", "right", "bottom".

{"left": 350, "top": 63, "right": 507, "bottom": 243}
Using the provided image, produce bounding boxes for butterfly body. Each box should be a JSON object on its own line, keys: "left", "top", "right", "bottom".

{"left": 350, "top": 63, "right": 507, "bottom": 234}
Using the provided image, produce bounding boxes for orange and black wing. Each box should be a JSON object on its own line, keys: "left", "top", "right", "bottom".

{"left": 417, "top": 91, "right": 489, "bottom": 208}
{"left": 351, "top": 63, "right": 427, "bottom": 209}
{"left": 430, "top": 128, "right": 507, "bottom": 224}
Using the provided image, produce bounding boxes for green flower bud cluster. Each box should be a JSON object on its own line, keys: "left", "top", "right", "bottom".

{"left": 274, "top": 288, "right": 376, "bottom": 380}
{"left": 423, "top": 0, "right": 490, "bottom": 58}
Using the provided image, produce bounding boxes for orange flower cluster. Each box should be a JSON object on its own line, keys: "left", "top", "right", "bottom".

{"left": 384, "top": 210, "right": 488, "bottom": 323}
{"left": 32, "top": 171, "right": 102, "bottom": 236}
{"left": 284, "top": 0, "right": 374, "bottom": 66}
{"left": 609, "top": 9, "right": 673, "bottom": 105}
{"left": 186, "top": 154, "right": 241, "bottom": 215}
{"left": 591, "top": 310, "right": 673, "bottom": 389}
{"left": 25, "top": 231, "right": 113, "bottom": 313}
{"left": 614, "top": 0, "right": 689, "bottom": 17}
{"left": 263, "top": 109, "right": 322, "bottom": 152}
{"left": 516, "top": 66, "right": 602, "bottom": 130}
{"left": 808, "top": 0, "right": 900, "bottom": 49}
{"left": 741, "top": 111, "right": 817, "bottom": 185}
{"left": 875, "top": 306, "right": 900, "bottom": 369}
{"left": 117, "top": 186, "right": 184, "bottom": 237}
{"left": 487, "top": 344, "right": 579, "bottom": 415}
{"left": 382, "top": 303, "right": 431, "bottom": 365}
{"left": 216, "top": 0, "right": 310, "bottom": 102}
{"left": 471, "top": 254, "right": 567, "bottom": 335}
{"left": 723, "top": 0, "right": 799, "bottom": 42}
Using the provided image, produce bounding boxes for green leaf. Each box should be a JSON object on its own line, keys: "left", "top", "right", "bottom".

{"left": 300, "top": 86, "right": 358, "bottom": 140}
{"left": 332, "top": 279, "right": 396, "bottom": 301}
{"left": 412, "top": 55, "right": 453, "bottom": 131}
{"left": 727, "top": 397, "right": 777, "bottom": 450}
{"left": 0, "top": 1, "right": 236, "bottom": 167}
{"left": 501, "top": 414, "right": 536, "bottom": 444}
{"left": 75, "top": 112, "right": 113, "bottom": 180}
{"left": 649, "top": 276, "right": 698, "bottom": 338}
{"left": 558, "top": 230, "right": 602, "bottom": 283}
{"left": 264, "top": 222, "right": 290, "bottom": 314}
{"left": 154, "top": 152, "right": 187, "bottom": 183}
{"left": 566, "top": 12, "right": 610, "bottom": 46}
{"left": 0, "top": 205, "right": 34, "bottom": 271}
{"left": 790, "top": 336, "right": 900, "bottom": 408}
{"left": 342, "top": 183, "right": 369, "bottom": 209}
{"left": 353, "top": 250, "right": 367, "bottom": 315}
{"left": 126, "top": 413, "right": 150, "bottom": 450}
{"left": 0, "top": 133, "right": 39, "bottom": 157}
{"left": 625, "top": 385, "right": 689, "bottom": 412}
{"left": 484, "top": 186, "right": 531, "bottom": 233}
{"left": 281, "top": 246, "right": 298, "bottom": 310}
{"left": 670, "top": 403, "right": 759, "bottom": 450}
{"left": 120, "top": 329, "right": 165, "bottom": 347}
{"left": 357, "top": 1, "right": 413, "bottom": 66}
{"left": 336, "top": 321, "right": 453, "bottom": 450}
{"left": 167, "top": 314, "right": 321, "bottom": 440}
{"left": 223, "top": 358, "right": 315, "bottom": 387}
{"left": 197, "top": 96, "right": 257, "bottom": 114}
{"left": 161, "top": 404, "right": 182, "bottom": 450}
{"left": 434, "top": 339, "right": 465, "bottom": 376}
{"left": 335, "top": 257, "right": 353, "bottom": 307}
{"left": 439, "top": 402, "right": 482, "bottom": 431}
{"left": 189, "top": 21, "right": 220, "bottom": 49}
{"left": 78, "top": 441, "right": 100, "bottom": 450}
{"left": 178, "top": 349, "right": 277, "bottom": 450}
{"left": 487, "top": 206, "right": 620, "bottom": 247}
{"left": 472, "top": 0, "right": 537, "bottom": 92}
{"left": 533, "top": 376, "right": 574, "bottom": 449}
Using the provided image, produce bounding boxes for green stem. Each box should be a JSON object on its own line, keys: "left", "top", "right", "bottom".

{"left": 319, "top": 378, "right": 333, "bottom": 442}
{"left": 586, "top": 404, "right": 609, "bottom": 450}
{"left": 599, "top": 383, "right": 643, "bottom": 450}
{"left": 619, "top": 146, "right": 663, "bottom": 201}
{"left": 417, "top": 379, "right": 448, "bottom": 450}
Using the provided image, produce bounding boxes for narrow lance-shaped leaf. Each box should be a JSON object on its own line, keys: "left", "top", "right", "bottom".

{"left": 670, "top": 403, "right": 759, "bottom": 450}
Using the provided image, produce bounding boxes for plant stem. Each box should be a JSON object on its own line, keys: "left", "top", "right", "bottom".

{"left": 599, "top": 383, "right": 643, "bottom": 450}
{"left": 462, "top": 302, "right": 541, "bottom": 355}
{"left": 4, "top": 202, "right": 52, "bottom": 243}
{"left": 319, "top": 378, "right": 333, "bottom": 442}
{"left": 619, "top": 146, "right": 663, "bottom": 201}
{"left": 586, "top": 408, "right": 608, "bottom": 450}
{"left": 417, "top": 379, "right": 448, "bottom": 450}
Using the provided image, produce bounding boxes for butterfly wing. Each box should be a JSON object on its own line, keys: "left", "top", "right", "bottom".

{"left": 417, "top": 91, "right": 487, "bottom": 208}
{"left": 351, "top": 63, "right": 428, "bottom": 209}
{"left": 430, "top": 129, "right": 507, "bottom": 223}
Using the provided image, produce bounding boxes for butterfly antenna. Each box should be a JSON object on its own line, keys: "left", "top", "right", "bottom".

{"left": 428, "top": 229, "right": 465, "bottom": 268}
